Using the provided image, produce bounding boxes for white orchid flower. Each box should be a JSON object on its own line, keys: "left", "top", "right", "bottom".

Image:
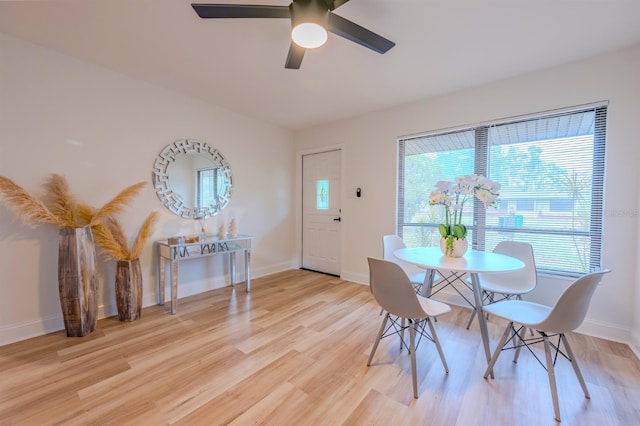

{"left": 435, "top": 181, "right": 453, "bottom": 191}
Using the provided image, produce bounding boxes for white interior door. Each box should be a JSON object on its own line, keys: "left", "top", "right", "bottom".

{"left": 302, "top": 150, "right": 341, "bottom": 275}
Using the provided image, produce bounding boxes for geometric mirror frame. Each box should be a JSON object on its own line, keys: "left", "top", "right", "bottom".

{"left": 152, "top": 138, "right": 233, "bottom": 219}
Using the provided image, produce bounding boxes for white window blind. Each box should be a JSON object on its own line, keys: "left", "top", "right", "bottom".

{"left": 397, "top": 104, "right": 607, "bottom": 277}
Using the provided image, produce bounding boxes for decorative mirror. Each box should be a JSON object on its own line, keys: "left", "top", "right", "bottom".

{"left": 152, "top": 139, "right": 232, "bottom": 219}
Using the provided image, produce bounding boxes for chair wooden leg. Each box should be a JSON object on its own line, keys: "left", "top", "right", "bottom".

{"left": 409, "top": 320, "right": 418, "bottom": 398}
{"left": 367, "top": 314, "right": 389, "bottom": 366}
{"left": 543, "top": 334, "right": 562, "bottom": 422}
{"left": 561, "top": 334, "right": 590, "bottom": 399}
{"left": 484, "top": 322, "right": 512, "bottom": 379}
{"left": 426, "top": 317, "right": 449, "bottom": 373}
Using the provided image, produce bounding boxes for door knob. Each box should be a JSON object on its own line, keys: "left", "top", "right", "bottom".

{"left": 333, "top": 217, "right": 341, "bottom": 222}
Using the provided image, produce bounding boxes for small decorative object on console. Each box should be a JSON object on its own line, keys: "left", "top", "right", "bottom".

{"left": 228, "top": 218, "right": 237, "bottom": 238}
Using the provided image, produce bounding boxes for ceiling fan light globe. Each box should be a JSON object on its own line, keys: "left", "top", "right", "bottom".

{"left": 292, "top": 23, "right": 327, "bottom": 49}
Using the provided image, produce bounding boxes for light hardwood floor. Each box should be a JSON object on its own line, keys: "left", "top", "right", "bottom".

{"left": 1, "top": 269, "right": 639, "bottom": 426}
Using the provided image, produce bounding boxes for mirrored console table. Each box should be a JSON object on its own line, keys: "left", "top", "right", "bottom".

{"left": 157, "top": 234, "right": 252, "bottom": 314}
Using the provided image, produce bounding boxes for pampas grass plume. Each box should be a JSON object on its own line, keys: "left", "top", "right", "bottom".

{"left": 0, "top": 176, "right": 63, "bottom": 227}
{"left": 130, "top": 211, "right": 159, "bottom": 260}
{"left": 92, "top": 221, "right": 128, "bottom": 261}
{"left": 42, "top": 174, "right": 80, "bottom": 227}
{"left": 90, "top": 181, "right": 146, "bottom": 226}
{"left": 1, "top": 175, "right": 150, "bottom": 232}
{"left": 92, "top": 212, "right": 159, "bottom": 261}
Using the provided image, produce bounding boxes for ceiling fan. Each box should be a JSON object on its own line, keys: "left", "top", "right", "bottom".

{"left": 191, "top": 0, "right": 395, "bottom": 69}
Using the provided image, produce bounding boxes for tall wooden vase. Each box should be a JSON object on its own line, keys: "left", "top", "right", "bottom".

{"left": 116, "top": 259, "right": 142, "bottom": 321}
{"left": 58, "top": 227, "right": 98, "bottom": 337}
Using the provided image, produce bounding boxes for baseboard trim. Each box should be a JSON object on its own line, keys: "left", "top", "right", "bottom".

{"left": 0, "top": 314, "right": 64, "bottom": 346}
{"left": 630, "top": 329, "right": 640, "bottom": 360}
{"left": 426, "top": 287, "right": 638, "bottom": 359}
{"left": 0, "top": 262, "right": 295, "bottom": 347}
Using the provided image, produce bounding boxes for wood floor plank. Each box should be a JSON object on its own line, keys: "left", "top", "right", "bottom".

{"left": 228, "top": 381, "right": 311, "bottom": 426}
{"left": 1, "top": 269, "right": 639, "bottom": 425}
{"left": 4, "top": 392, "right": 86, "bottom": 426}
{"left": 344, "top": 389, "right": 422, "bottom": 425}
{"left": 175, "top": 350, "right": 315, "bottom": 425}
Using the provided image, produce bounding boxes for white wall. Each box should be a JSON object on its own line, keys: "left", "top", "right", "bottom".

{"left": 294, "top": 45, "right": 640, "bottom": 354}
{"left": 2, "top": 32, "right": 639, "bottom": 355}
{"left": 0, "top": 34, "right": 296, "bottom": 345}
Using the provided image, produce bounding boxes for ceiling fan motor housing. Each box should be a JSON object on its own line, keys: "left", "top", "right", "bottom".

{"left": 290, "top": 0, "right": 329, "bottom": 29}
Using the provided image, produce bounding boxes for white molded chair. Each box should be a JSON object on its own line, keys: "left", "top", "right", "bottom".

{"left": 383, "top": 235, "right": 439, "bottom": 294}
{"left": 483, "top": 269, "right": 611, "bottom": 422}
{"left": 466, "top": 241, "right": 537, "bottom": 329}
{"left": 367, "top": 257, "right": 451, "bottom": 398}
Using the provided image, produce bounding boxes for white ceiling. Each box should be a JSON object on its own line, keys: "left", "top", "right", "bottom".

{"left": 1, "top": 0, "right": 640, "bottom": 130}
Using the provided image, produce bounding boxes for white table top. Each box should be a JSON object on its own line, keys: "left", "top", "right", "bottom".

{"left": 394, "top": 246, "right": 524, "bottom": 274}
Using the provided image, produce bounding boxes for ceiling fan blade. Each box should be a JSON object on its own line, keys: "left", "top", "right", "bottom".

{"left": 327, "top": 12, "right": 395, "bottom": 54}
{"left": 323, "top": 0, "right": 350, "bottom": 11}
{"left": 285, "top": 42, "right": 306, "bottom": 69}
{"left": 191, "top": 4, "right": 290, "bottom": 19}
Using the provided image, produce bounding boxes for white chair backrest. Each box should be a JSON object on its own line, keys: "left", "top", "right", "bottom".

{"left": 382, "top": 235, "right": 423, "bottom": 275}
{"left": 368, "top": 257, "right": 427, "bottom": 319}
{"left": 538, "top": 270, "right": 611, "bottom": 333}
{"left": 480, "top": 241, "right": 537, "bottom": 292}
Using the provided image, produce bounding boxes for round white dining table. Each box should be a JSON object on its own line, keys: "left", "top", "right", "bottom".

{"left": 394, "top": 246, "right": 525, "bottom": 375}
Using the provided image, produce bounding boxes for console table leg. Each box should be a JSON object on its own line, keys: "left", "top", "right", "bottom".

{"left": 171, "top": 261, "right": 178, "bottom": 315}
{"left": 159, "top": 257, "right": 165, "bottom": 305}
{"left": 230, "top": 252, "right": 236, "bottom": 287}
{"left": 245, "top": 250, "right": 251, "bottom": 292}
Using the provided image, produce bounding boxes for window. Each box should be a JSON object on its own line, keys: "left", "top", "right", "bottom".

{"left": 317, "top": 180, "right": 330, "bottom": 210}
{"left": 397, "top": 104, "right": 607, "bottom": 277}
